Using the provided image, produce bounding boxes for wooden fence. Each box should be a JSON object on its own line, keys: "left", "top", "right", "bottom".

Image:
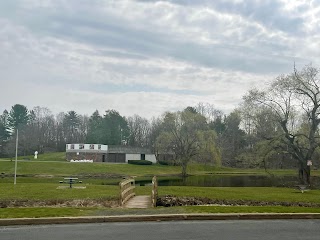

{"left": 119, "top": 178, "right": 135, "bottom": 206}
{"left": 152, "top": 176, "right": 158, "bottom": 207}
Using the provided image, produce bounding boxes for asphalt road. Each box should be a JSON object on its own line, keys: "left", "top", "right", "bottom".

{"left": 1, "top": 220, "right": 319, "bottom": 240}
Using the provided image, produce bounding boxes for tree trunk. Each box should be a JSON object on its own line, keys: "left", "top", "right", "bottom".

{"left": 181, "top": 158, "right": 188, "bottom": 177}
{"left": 305, "top": 165, "right": 311, "bottom": 186}
{"left": 298, "top": 162, "right": 311, "bottom": 186}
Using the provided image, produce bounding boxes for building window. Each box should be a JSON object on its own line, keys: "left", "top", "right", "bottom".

{"left": 90, "top": 144, "right": 95, "bottom": 150}
{"left": 98, "top": 145, "right": 101, "bottom": 150}
{"left": 79, "top": 144, "right": 84, "bottom": 149}
{"left": 66, "top": 144, "right": 69, "bottom": 150}
{"left": 71, "top": 144, "right": 74, "bottom": 149}
{"left": 141, "top": 154, "right": 145, "bottom": 160}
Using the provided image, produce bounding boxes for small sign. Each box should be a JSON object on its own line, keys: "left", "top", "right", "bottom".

{"left": 34, "top": 151, "right": 38, "bottom": 159}
{"left": 307, "top": 160, "right": 312, "bottom": 166}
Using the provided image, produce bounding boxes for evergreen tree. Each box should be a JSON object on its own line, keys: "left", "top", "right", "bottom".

{"left": 86, "top": 110, "right": 103, "bottom": 143}
{"left": 8, "top": 104, "right": 29, "bottom": 130}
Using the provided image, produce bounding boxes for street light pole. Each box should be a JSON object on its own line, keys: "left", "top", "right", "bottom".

{"left": 14, "top": 129, "right": 18, "bottom": 185}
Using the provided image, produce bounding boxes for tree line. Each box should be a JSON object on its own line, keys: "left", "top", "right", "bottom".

{"left": 0, "top": 102, "right": 244, "bottom": 166}
{"left": 1, "top": 65, "right": 320, "bottom": 182}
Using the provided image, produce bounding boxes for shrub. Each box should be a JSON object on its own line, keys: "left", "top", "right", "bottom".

{"left": 158, "top": 160, "right": 169, "bottom": 165}
{"left": 158, "top": 160, "right": 181, "bottom": 166}
{"left": 128, "top": 160, "right": 152, "bottom": 165}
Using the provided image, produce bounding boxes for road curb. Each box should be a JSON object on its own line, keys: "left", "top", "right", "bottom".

{"left": 1, "top": 213, "right": 320, "bottom": 226}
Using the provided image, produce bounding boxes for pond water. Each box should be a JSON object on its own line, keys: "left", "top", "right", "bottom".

{"left": 136, "top": 175, "right": 320, "bottom": 188}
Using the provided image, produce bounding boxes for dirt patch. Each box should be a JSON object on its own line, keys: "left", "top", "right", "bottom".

{"left": 0, "top": 199, "right": 118, "bottom": 208}
{"left": 34, "top": 175, "right": 54, "bottom": 178}
{"left": 157, "top": 195, "right": 320, "bottom": 208}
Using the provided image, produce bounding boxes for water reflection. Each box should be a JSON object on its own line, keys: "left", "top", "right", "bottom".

{"left": 136, "top": 175, "right": 320, "bottom": 188}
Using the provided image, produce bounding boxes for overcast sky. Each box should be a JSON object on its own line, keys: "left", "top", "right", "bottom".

{"left": 1, "top": 0, "right": 319, "bottom": 118}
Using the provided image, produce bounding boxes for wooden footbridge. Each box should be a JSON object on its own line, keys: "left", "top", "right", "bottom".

{"left": 119, "top": 176, "right": 157, "bottom": 209}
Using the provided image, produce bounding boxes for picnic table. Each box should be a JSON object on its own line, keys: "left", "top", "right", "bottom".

{"left": 59, "top": 177, "right": 82, "bottom": 188}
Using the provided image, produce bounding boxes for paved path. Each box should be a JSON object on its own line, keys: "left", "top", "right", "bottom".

{"left": 124, "top": 195, "right": 151, "bottom": 208}
{"left": 1, "top": 220, "right": 320, "bottom": 240}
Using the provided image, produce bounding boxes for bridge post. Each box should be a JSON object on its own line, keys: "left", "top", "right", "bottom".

{"left": 152, "top": 176, "right": 158, "bottom": 207}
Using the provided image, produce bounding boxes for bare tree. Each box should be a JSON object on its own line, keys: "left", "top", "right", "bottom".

{"left": 55, "top": 112, "right": 66, "bottom": 151}
{"left": 195, "top": 102, "right": 223, "bottom": 122}
{"left": 244, "top": 65, "right": 320, "bottom": 185}
{"left": 127, "top": 115, "right": 151, "bottom": 147}
{"left": 29, "top": 106, "right": 56, "bottom": 153}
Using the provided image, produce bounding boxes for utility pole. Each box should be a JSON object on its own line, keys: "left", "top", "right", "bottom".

{"left": 14, "top": 129, "right": 18, "bottom": 185}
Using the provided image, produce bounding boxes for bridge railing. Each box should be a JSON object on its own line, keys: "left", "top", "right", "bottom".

{"left": 119, "top": 178, "right": 135, "bottom": 206}
{"left": 152, "top": 176, "right": 158, "bottom": 207}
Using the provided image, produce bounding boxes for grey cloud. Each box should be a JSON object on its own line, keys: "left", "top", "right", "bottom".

{"left": 9, "top": 12, "right": 295, "bottom": 75}
{"left": 97, "top": 49, "right": 148, "bottom": 60}
{"left": 0, "top": 0, "right": 309, "bottom": 76}
{"left": 13, "top": 12, "right": 172, "bottom": 57}
{"left": 167, "top": 40, "right": 299, "bottom": 74}
{"left": 0, "top": 0, "right": 318, "bottom": 118}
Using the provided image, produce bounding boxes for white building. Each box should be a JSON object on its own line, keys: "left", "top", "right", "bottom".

{"left": 66, "top": 144, "right": 156, "bottom": 163}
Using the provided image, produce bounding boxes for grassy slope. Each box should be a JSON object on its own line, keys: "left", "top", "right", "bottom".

{"left": 2, "top": 151, "right": 320, "bottom": 176}
{"left": 0, "top": 152, "right": 67, "bottom": 162}
{"left": 1, "top": 151, "right": 310, "bottom": 176}
{"left": 157, "top": 186, "right": 320, "bottom": 203}
{"left": 0, "top": 161, "right": 183, "bottom": 176}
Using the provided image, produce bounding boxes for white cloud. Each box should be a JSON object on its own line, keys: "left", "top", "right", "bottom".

{"left": 0, "top": 0, "right": 319, "bottom": 118}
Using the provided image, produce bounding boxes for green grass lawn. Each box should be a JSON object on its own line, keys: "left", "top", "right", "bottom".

{"left": 0, "top": 152, "right": 67, "bottom": 162}
{"left": 1, "top": 184, "right": 320, "bottom": 218}
{"left": 0, "top": 207, "right": 97, "bottom": 218}
{"left": 0, "top": 158, "right": 312, "bottom": 177}
{"left": 178, "top": 205, "right": 320, "bottom": 213}
{"left": 0, "top": 161, "right": 183, "bottom": 176}
{"left": 0, "top": 183, "right": 119, "bottom": 200}
{"left": 1, "top": 152, "right": 320, "bottom": 218}
{"left": 0, "top": 176, "right": 122, "bottom": 185}
{"left": 2, "top": 205, "right": 320, "bottom": 219}
{"left": 157, "top": 186, "right": 320, "bottom": 203}
{"left": 2, "top": 184, "right": 318, "bottom": 205}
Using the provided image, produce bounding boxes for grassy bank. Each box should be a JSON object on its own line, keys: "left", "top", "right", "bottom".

{"left": 157, "top": 186, "right": 320, "bottom": 204}
{"left": 0, "top": 176, "right": 123, "bottom": 185}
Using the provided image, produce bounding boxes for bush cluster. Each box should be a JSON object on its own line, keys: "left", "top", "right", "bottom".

{"left": 128, "top": 160, "right": 153, "bottom": 165}
{"left": 158, "top": 160, "right": 169, "bottom": 165}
